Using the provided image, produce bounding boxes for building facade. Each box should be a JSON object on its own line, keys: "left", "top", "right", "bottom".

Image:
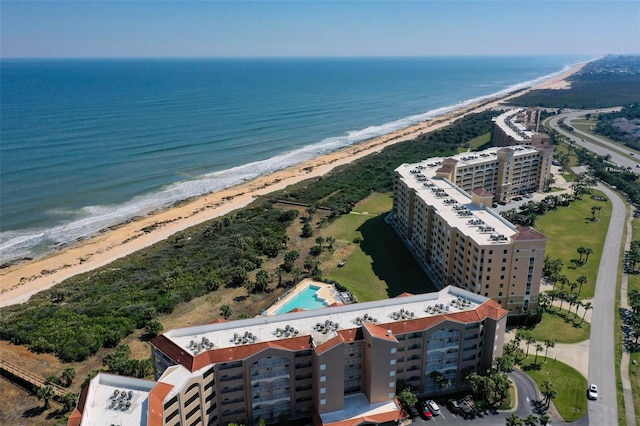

{"left": 70, "top": 287, "right": 507, "bottom": 426}
{"left": 491, "top": 108, "right": 551, "bottom": 148}
{"left": 392, "top": 146, "right": 549, "bottom": 315}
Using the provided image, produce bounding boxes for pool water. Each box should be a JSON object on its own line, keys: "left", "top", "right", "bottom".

{"left": 275, "top": 285, "right": 328, "bottom": 314}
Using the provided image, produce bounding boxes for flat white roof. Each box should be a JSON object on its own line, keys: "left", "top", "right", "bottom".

{"left": 164, "top": 286, "right": 488, "bottom": 354}
{"left": 81, "top": 373, "right": 155, "bottom": 426}
{"left": 396, "top": 148, "right": 529, "bottom": 246}
{"left": 493, "top": 109, "right": 536, "bottom": 142}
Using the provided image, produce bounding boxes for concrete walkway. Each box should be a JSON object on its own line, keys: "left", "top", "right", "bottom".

{"left": 620, "top": 203, "right": 637, "bottom": 426}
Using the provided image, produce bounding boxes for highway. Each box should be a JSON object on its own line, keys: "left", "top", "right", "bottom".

{"left": 548, "top": 109, "right": 640, "bottom": 171}
{"left": 549, "top": 112, "right": 636, "bottom": 425}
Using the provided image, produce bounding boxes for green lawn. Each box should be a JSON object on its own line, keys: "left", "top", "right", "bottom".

{"left": 535, "top": 191, "right": 612, "bottom": 299}
{"left": 522, "top": 356, "right": 588, "bottom": 422}
{"left": 457, "top": 132, "right": 491, "bottom": 153}
{"left": 321, "top": 192, "right": 436, "bottom": 302}
{"left": 525, "top": 309, "right": 590, "bottom": 343}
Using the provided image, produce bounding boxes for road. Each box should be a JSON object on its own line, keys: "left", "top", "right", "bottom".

{"left": 548, "top": 110, "right": 640, "bottom": 171}
{"left": 550, "top": 114, "right": 632, "bottom": 426}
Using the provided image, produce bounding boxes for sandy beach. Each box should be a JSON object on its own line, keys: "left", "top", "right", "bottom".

{"left": 0, "top": 61, "right": 588, "bottom": 307}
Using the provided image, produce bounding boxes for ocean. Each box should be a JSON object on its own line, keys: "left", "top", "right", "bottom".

{"left": 0, "top": 56, "right": 589, "bottom": 263}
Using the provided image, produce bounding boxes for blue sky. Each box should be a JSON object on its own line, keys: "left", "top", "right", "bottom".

{"left": 2, "top": 1, "right": 638, "bottom": 58}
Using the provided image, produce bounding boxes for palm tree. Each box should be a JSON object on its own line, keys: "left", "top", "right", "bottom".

{"left": 538, "top": 413, "right": 551, "bottom": 426}
{"left": 275, "top": 267, "right": 285, "bottom": 287}
{"left": 524, "top": 414, "right": 540, "bottom": 426}
{"left": 584, "top": 247, "right": 593, "bottom": 263}
{"left": 431, "top": 370, "right": 451, "bottom": 392}
{"left": 568, "top": 280, "right": 578, "bottom": 296}
{"left": 524, "top": 334, "right": 535, "bottom": 358}
{"left": 37, "top": 385, "right": 54, "bottom": 409}
{"left": 567, "top": 293, "right": 578, "bottom": 316}
{"left": 62, "top": 392, "right": 78, "bottom": 413}
{"left": 534, "top": 344, "right": 544, "bottom": 364}
{"left": 557, "top": 275, "right": 569, "bottom": 291}
{"left": 506, "top": 413, "right": 525, "bottom": 426}
{"left": 581, "top": 302, "right": 592, "bottom": 324}
{"left": 577, "top": 246, "right": 586, "bottom": 262}
{"left": 61, "top": 367, "right": 76, "bottom": 387}
{"left": 544, "top": 339, "right": 555, "bottom": 361}
{"left": 576, "top": 276, "right": 588, "bottom": 297}
{"left": 541, "top": 380, "right": 557, "bottom": 408}
{"left": 557, "top": 290, "right": 568, "bottom": 311}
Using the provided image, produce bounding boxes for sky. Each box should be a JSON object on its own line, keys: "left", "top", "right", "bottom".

{"left": 1, "top": 1, "right": 639, "bottom": 58}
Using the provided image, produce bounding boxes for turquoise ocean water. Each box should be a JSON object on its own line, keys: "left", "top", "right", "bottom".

{"left": 0, "top": 56, "right": 588, "bottom": 263}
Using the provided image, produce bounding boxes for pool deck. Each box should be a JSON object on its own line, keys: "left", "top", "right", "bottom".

{"left": 265, "top": 279, "right": 338, "bottom": 315}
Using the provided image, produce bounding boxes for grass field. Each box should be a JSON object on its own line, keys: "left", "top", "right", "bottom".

{"left": 522, "top": 356, "right": 588, "bottom": 422}
{"left": 457, "top": 132, "right": 491, "bottom": 153}
{"left": 525, "top": 308, "right": 590, "bottom": 344}
{"left": 321, "top": 192, "right": 436, "bottom": 302}
{"left": 535, "top": 190, "right": 612, "bottom": 299}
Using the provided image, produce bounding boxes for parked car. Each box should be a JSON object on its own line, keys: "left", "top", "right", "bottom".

{"left": 407, "top": 405, "right": 419, "bottom": 418}
{"left": 458, "top": 399, "right": 475, "bottom": 418}
{"left": 588, "top": 383, "right": 598, "bottom": 400}
{"left": 419, "top": 402, "right": 433, "bottom": 420}
{"left": 425, "top": 399, "right": 440, "bottom": 415}
{"left": 446, "top": 398, "right": 460, "bottom": 414}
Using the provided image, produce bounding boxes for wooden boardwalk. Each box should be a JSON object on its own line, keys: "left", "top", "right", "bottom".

{"left": 0, "top": 358, "right": 68, "bottom": 397}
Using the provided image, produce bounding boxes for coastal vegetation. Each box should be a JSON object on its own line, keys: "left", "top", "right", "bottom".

{"left": 508, "top": 55, "right": 640, "bottom": 109}
{"left": 593, "top": 104, "right": 640, "bottom": 151}
{"left": 0, "top": 110, "right": 499, "bottom": 363}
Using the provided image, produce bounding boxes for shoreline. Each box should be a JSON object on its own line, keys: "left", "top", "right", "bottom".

{"left": 0, "top": 61, "right": 588, "bottom": 307}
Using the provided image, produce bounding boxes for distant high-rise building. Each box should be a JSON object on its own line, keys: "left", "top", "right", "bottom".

{"left": 69, "top": 287, "right": 507, "bottom": 426}
{"left": 491, "top": 107, "right": 551, "bottom": 147}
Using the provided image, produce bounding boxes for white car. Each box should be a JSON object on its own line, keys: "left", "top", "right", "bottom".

{"left": 426, "top": 399, "right": 440, "bottom": 415}
{"left": 587, "top": 384, "right": 598, "bottom": 400}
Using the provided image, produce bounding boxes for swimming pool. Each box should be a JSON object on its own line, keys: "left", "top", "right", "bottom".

{"left": 275, "top": 285, "right": 329, "bottom": 314}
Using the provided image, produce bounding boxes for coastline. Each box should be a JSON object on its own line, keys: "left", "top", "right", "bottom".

{"left": 0, "top": 61, "right": 588, "bottom": 307}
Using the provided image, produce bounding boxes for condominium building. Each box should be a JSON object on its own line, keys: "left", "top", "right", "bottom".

{"left": 491, "top": 108, "right": 551, "bottom": 148}
{"left": 392, "top": 147, "right": 548, "bottom": 315}
{"left": 69, "top": 286, "right": 507, "bottom": 426}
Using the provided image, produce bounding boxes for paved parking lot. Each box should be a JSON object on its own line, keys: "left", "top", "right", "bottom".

{"left": 409, "top": 405, "right": 510, "bottom": 425}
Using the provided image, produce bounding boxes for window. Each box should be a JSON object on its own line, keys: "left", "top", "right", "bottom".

{"left": 320, "top": 364, "right": 326, "bottom": 371}
{"left": 499, "top": 292, "right": 503, "bottom": 297}
{"left": 390, "top": 359, "right": 396, "bottom": 365}
{"left": 391, "top": 348, "right": 397, "bottom": 354}
{"left": 390, "top": 371, "right": 396, "bottom": 377}
{"left": 390, "top": 382, "right": 395, "bottom": 387}
{"left": 320, "top": 376, "right": 326, "bottom": 382}
{"left": 320, "top": 399, "right": 326, "bottom": 405}
{"left": 320, "top": 388, "right": 326, "bottom": 394}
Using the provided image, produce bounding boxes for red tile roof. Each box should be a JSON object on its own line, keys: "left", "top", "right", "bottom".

{"left": 67, "top": 381, "right": 90, "bottom": 426}
{"left": 310, "top": 401, "right": 403, "bottom": 426}
{"left": 314, "top": 333, "right": 346, "bottom": 355}
{"left": 512, "top": 226, "right": 547, "bottom": 241}
{"left": 152, "top": 334, "right": 195, "bottom": 371}
{"left": 471, "top": 188, "right": 493, "bottom": 197}
{"left": 362, "top": 321, "right": 398, "bottom": 342}
{"left": 148, "top": 382, "right": 174, "bottom": 426}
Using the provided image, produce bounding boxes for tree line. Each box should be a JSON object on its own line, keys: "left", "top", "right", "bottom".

{"left": 594, "top": 104, "right": 640, "bottom": 151}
